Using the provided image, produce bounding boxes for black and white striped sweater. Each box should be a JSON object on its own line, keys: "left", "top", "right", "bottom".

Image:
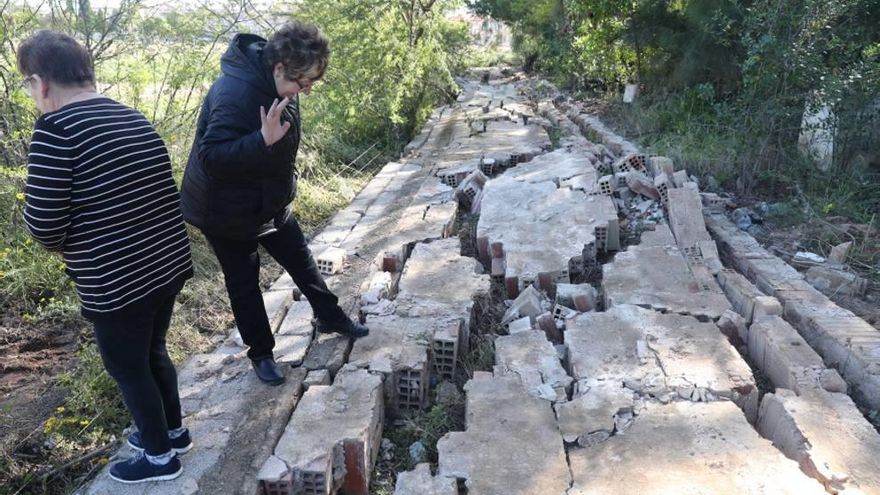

{"left": 25, "top": 97, "right": 193, "bottom": 318}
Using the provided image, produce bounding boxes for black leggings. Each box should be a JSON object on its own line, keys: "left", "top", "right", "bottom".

{"left": 205, "top": 215, "right": 348, "bottom": 360}
{"left": 92, "top": 293, "right": 181, "bottom": 456}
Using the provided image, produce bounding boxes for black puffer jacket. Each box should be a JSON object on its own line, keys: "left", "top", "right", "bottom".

{"left": 181, "top": 33, "right": 300, "bottom": 239}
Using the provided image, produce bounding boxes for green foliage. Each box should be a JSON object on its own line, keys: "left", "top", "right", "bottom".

{"left": 473, "top": 0, "right": 879, "bottom": 200}
{"left": 296, "top": 0, "right": 469, "bottom": 165}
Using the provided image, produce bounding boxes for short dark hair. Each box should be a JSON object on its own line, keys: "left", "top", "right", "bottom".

{"left": 263, "top": 20, "right": 330, "bottom": 81}
{"left": 17, "top": 30, "right": 95, "bottom": 87}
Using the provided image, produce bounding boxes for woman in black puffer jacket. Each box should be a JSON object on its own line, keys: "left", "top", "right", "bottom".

{"left": 181, "top": 20, "right": 368, "bottom": 386}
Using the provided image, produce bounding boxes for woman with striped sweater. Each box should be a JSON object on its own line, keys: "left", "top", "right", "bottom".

{"left": 18, "top": 31, "right": 193, "bottom": 484}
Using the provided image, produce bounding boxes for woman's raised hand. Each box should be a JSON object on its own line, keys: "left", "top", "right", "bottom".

{"left": 260, "top": 97, "right": 291, "bottom": 146}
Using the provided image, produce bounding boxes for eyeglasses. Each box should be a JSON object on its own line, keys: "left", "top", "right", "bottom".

{"left": 20, "top": 76, "right": 36, "bottom": 90}
{"left": 284, "top": 74, "right": 321, "bottom": 90}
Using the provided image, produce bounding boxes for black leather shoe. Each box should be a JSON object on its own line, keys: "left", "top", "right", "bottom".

{"left": 251, "top": 357, "right": 285, "bottom": 386}
{"left": 314, "top": 318, "right": 369, "bottom": 339}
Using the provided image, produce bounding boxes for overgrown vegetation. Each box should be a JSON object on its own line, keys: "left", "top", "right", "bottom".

{"left": 469, "top": 0, "right": 879, "bottom": 282}
{"left": 0, "top": 0, "right": 471, "bottom": 492}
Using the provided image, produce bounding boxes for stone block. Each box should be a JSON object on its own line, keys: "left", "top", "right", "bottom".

{"left": 361, "top": 271, "right": 394, "bottom": 306}
{"left": 303, "top": 369, "right": 331, "bottom": 390}
{"left": 805, "top": 265, "right": 868, "bottom": 296}
{"left": 507, "top": 316, "right": 532, "bottom": 334}
{"left": 495, "top": 331, "right": 571, "bottom": 402}
{"left": 667, "top": 187, "right": 712, "bottom": 252}
{"left": 625, "top": 171, "right": 660, "bottom": 200}
{"left": 828, "top": 241, "right": 852, "bottom": 264}
{"left": 394, "top": 464, "right": 456, "bottom": 495}
{"left": 753, "top": 295, "right": 784, "bottom": 320}
{"left": 717, "top": 309, "right": 749, "bottom": 345}
{"left": 672, "top": 169, "right": 688, "bottom": 187}
{"left": 649, "top": 156, "right": 674, "bottom": 179}
{"left": 717, "top": 269, "right": 765, "bottom": 324}
{"left": 758, "top": 389, "right": 880, "bottom": 494}
{"left": 502, "top": 284, "right": 545, "bottom": 326}
{"left": 749, "top": 316, "right": 847, "bottom": 394}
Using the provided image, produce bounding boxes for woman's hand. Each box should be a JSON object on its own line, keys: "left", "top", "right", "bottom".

{"left": 260, "top": 97, "right": 291, "bottom": 146}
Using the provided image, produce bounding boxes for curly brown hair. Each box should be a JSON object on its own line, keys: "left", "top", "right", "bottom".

{"left": 17, "top": 30, "right": 95, "bottom": 87}
{"left": 263, "top": 20, "right": 330, "bottom": 81}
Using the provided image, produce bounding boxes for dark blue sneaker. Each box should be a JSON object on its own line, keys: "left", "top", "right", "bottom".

{"left": 109, "top": 452, "right": 182, "bottom": 483}
{"left": 127, "top": 429, "right": 193, "bottom": 454}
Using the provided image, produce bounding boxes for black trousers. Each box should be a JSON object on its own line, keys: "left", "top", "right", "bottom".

{"left": 205, "top": 216, "right": 347, "bottom": 360}
{"left": 92, "top": 293, "right": 181, "bottom": 456}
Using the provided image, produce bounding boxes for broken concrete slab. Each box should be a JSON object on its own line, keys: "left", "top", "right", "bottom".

{"left": 717, "top": 309, "right": 749, "bottom": 345}
{"left": 554, "top": 381, "right": 635, "bottom": 443}
{"left": 568, "top": 401, "right": 826, "bottom": 495}
{"left": 639, "top": 224, "right": 676, "bottom": 247}
{"left": 349, "top": 315, "right": 434, "bottom": 415}
{"left": 748, "top": 316, "right": 847, "bottom": 394}
{"left": 394, "top": 238, "right": 490, "bottom": 331}
{"left": 565, "top": 305, "right": 757, "bottom": 420}
{"left": 501, "top": 146, "right": 598, "bottom": 185}
{"left": 303, "top": 333, "right": 350, "bottom": 377}
{"left": 477, "top": 175, "right": 618, "bottom": 289}
{"left": 753, "top": 295, "right": 784, "bottom": 320}
{"left": 717, "top": 269, "right": 767, "bottom": 324}
{"left": 507, "top": 316, "right": 533, "bottom": 333}
{"left": 603, "top": 244, "right": 731, "bottom": 321}
{"left": 394, "top": 463, "right": 456, "bottom": 495}
{"left": 501, "top": 284, "right": 545, "bottom": 325}
{"left": 758, "top": 389, "right": 880, "bottom": 494}
{"left": 626, "top": 171, "right": 660, "bottom": 199}
{"left": 437, "top": 373, "right": 571, "bottom": 495}
{"left": 786, "top": 310, "right": 880, "bottom": 411}
{"left": 667, "top": 186, "right": 713, "bottom": 252}
{"left": 361, "top": 271, "right": 394, "bottom": 306}
{"left": 495, "top": 331, "right": 572, "bottom": 402}
{"left": 555, "top": 283, "right": 597, "bottom": 312}
{"left": 303, "top": 369, "right": 331, "bottom": 390}
{"left": 277, "top": 301, "right": 314, "bottom": 337}
{"left": 264, "top": 367, "right": 383, "bottom": 495}
{"left": 275, "top": 332, "right": 312, "bottom": 366}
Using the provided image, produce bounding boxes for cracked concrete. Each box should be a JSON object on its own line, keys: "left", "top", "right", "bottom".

{"left": 567, "top": 401, "right": 827, "bottom": 494}
{"left": 758, "top": 388, "right": 880, "bottom": 494}
{"left": 437, "top": 372, "right": 571, "bottom": 495}
{"left": 603, "top": 240, "right": 731, "bottom": 320}
{"left": 477, "top": 175, "right": 618, "bottom": 287}
{"left": 565, "top": 305, "right": 758, "bottom": 420}
{"left": 495, "top": 330, "right": 573, "bottom": 402}
{"left": 262, "top": 367, "right": 383, "bottom": 495}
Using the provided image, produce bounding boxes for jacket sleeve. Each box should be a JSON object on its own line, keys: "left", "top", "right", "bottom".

{"left": 197, "top": 90, "right": 275, "bottom": 181}
{"left": 24, "top": 118, "right": 73, "bottom": 251}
